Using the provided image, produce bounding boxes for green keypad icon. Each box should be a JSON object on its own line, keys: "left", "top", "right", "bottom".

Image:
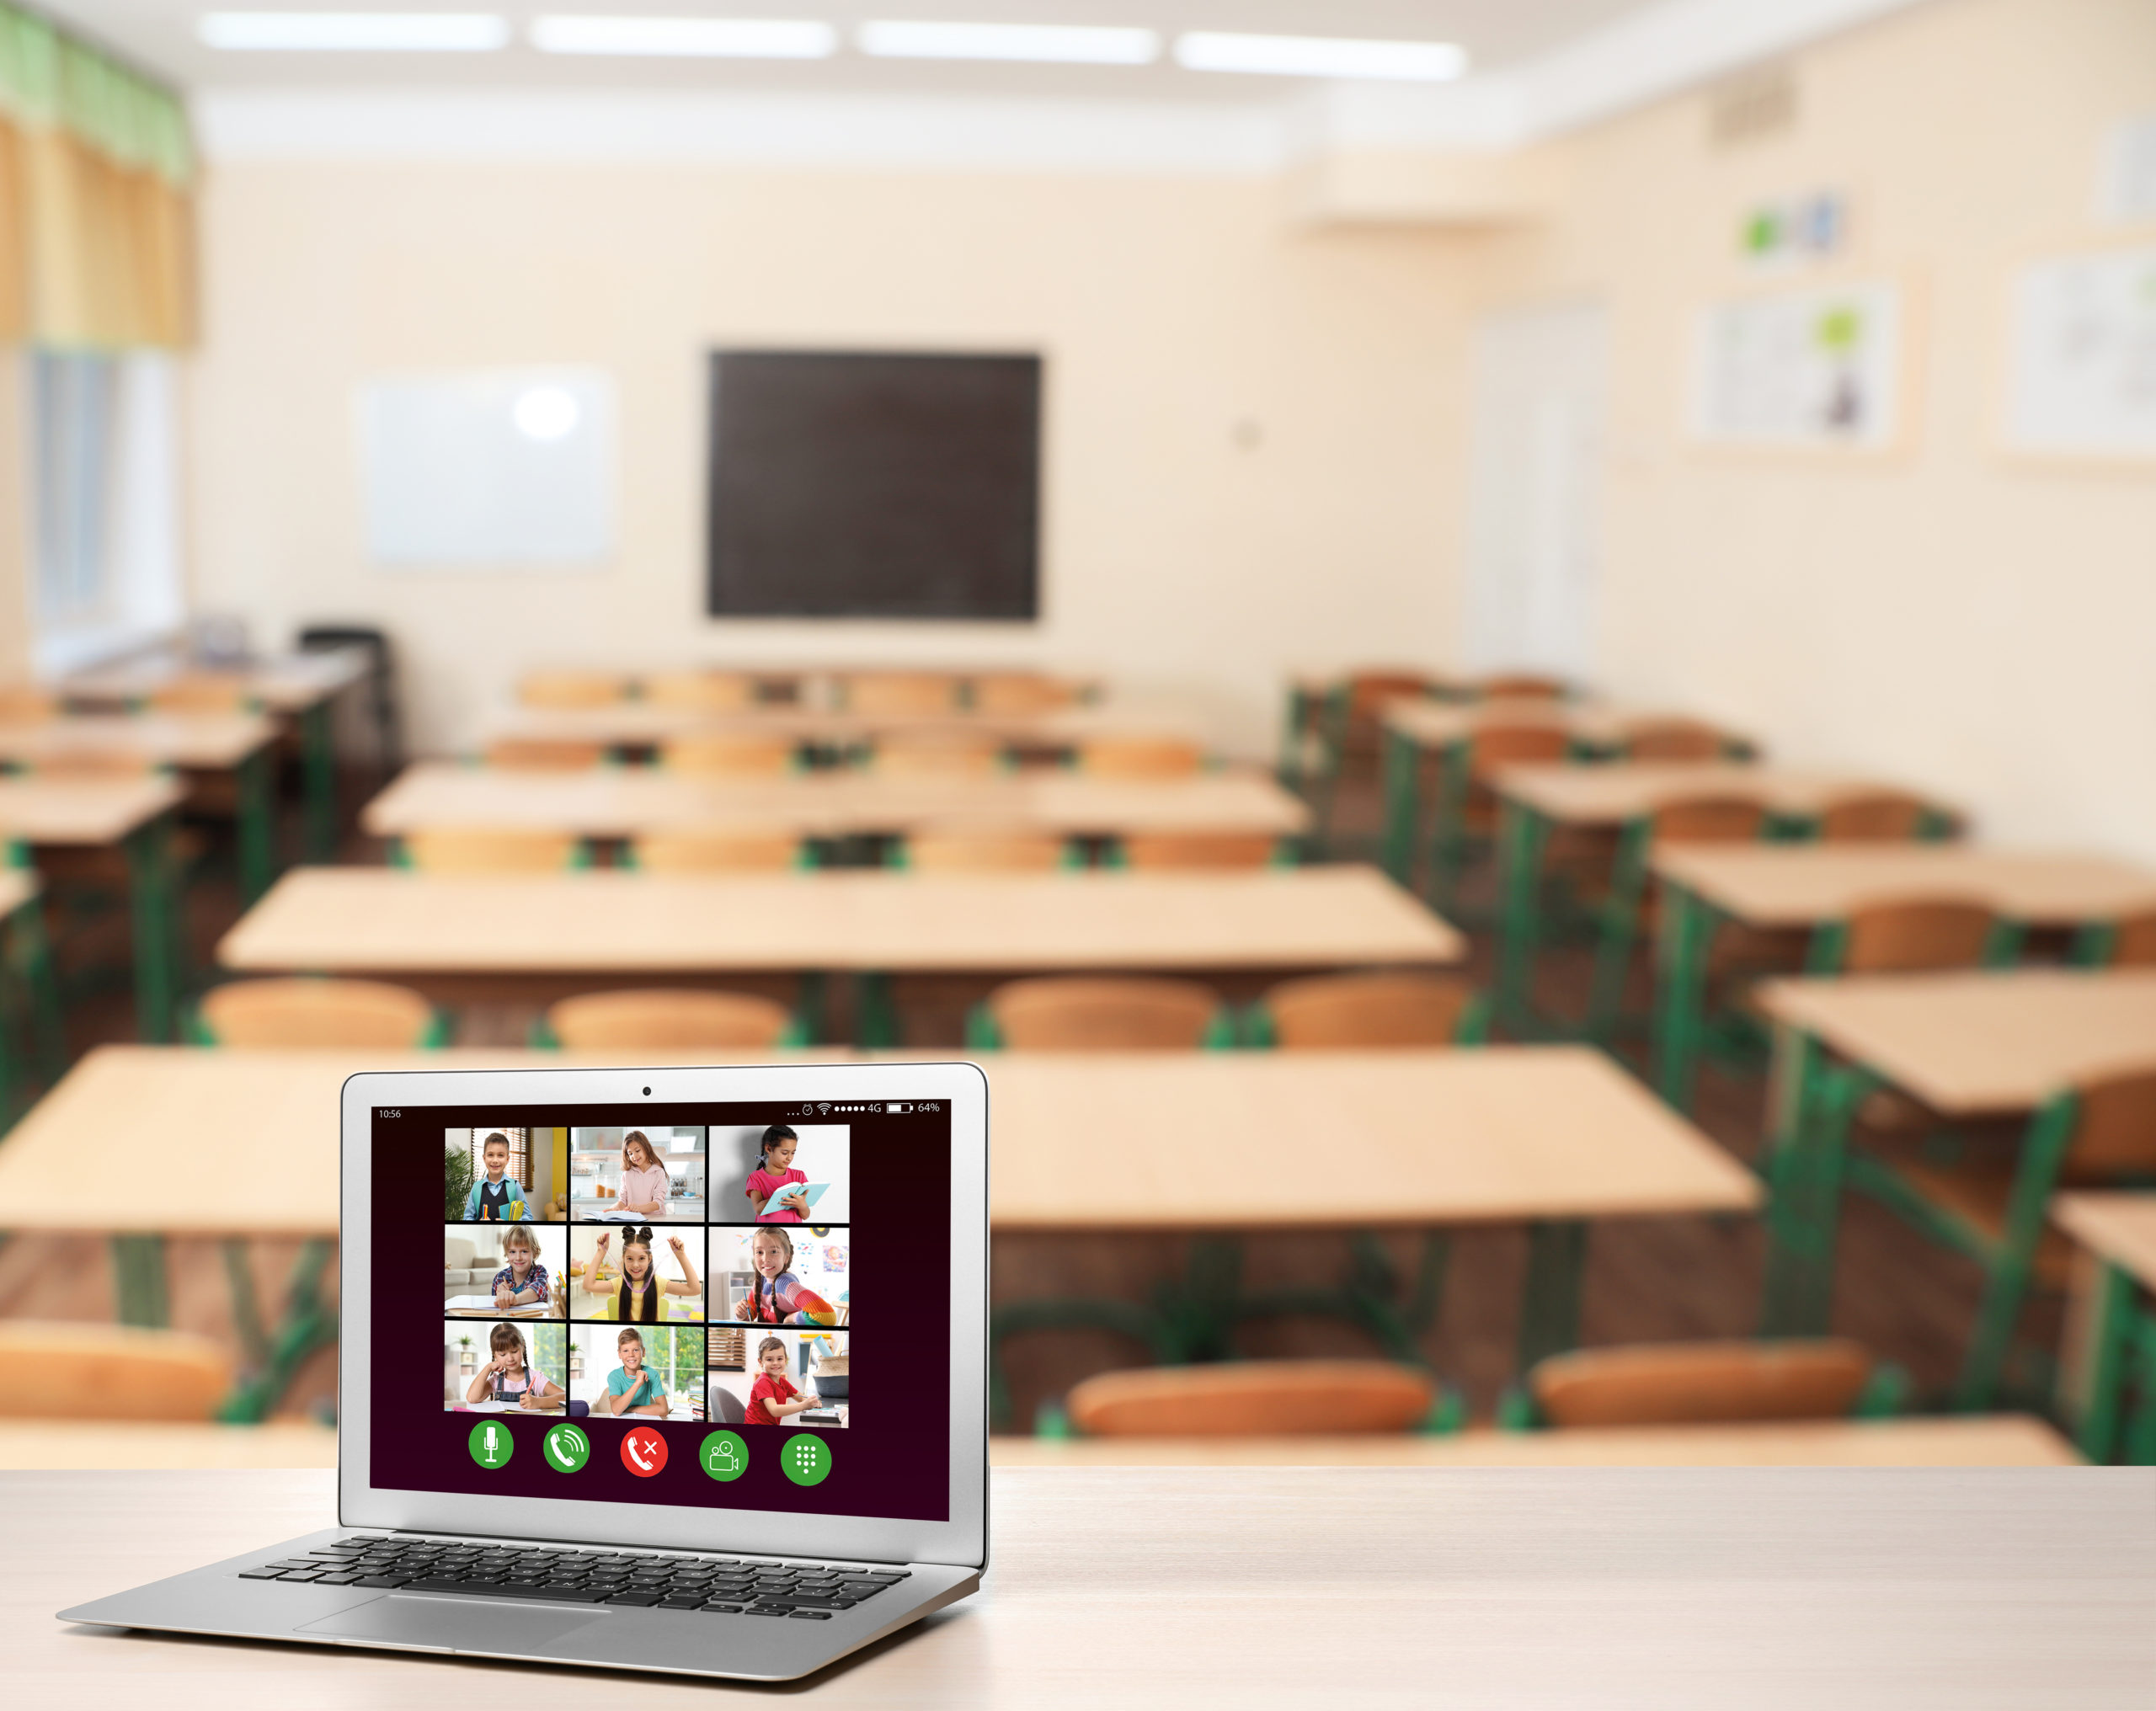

{"left": 543, "top": 1421, "right": 590, "bottom": 1473}
{"left": 699, "top": 1430, "right": 750, "bottom": 1482}
{"left": 468, "top": 1419, "right": 515, "bottom": 1469}
{"left": 781, "top": 1432, "right": 832, "bottom": 1487}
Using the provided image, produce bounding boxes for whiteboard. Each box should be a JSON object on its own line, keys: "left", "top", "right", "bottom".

{"left": 360, "top": 366, "right": 616, "bottom": 568}
{"left": 2004, "top": 243, "right": 2156, "bottom": 461}
{"left": 1690, "top": 280, "right": 1904, "bottom": 451}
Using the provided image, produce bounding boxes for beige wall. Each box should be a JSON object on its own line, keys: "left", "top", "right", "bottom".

{"left": 1469, "top": 0, "right": 2156, "bottom": 856}
{"left": 187, "top": 163, "right": 1470, "bottom": 754}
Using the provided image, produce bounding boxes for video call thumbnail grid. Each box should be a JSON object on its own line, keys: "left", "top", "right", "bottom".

{"left": 446, "top": 1122, "right": 852, "bottom": 1429}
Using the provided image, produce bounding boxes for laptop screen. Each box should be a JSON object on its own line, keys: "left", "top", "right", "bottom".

{"left": 371, "top": 1098, "right": 948, "bottom": 1523}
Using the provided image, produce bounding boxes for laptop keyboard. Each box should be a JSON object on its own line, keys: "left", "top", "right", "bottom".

{"left": 238, "top": 1536, "right": 910, "bottom": 1619}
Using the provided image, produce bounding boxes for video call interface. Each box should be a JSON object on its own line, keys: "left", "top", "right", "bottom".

{"left": 370, "top": 1099, "right": 953, "bottom": 1523}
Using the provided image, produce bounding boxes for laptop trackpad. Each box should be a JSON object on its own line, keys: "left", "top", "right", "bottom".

{"left": 298, "top": 1594, "right": 609, "bottom": 1654}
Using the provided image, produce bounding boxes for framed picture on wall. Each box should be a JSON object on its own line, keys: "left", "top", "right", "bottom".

{"left": 1688, "top": 278, "right": 1913, "bottom": 455}
{"left": 2000, "top": 238, "right": 2156, "bottom": 466}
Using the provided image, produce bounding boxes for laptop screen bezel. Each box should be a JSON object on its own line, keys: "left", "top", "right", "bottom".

{"left": 338, "top": 1060, "right": 988, "bottom": 1569}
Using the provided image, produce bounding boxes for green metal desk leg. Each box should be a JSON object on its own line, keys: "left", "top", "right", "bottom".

{"left": 1378, "top": 728, "right": 1421, "bottom": 885}
{"left": 1584, "top": 818, "right": 1650, "bottom": 1042}
{"left": 112, "top": 1234, "right": 171, "bottom": 1326}
{"left": 1516, "top": 1220, "right": 1589, "bottom": 1374}
{"left": 236, "top": 742, "right": 276, "bottom": 903}
{"left": 0, "top": 910, "right": 19, "bottom": 1130}
{"left": 300, "top": 699, "right": 338, "bottom": 861}
{"left": 218, "top": 1237, "right": 338, "bottom": 1424}
{"left": 122, "top": 812, "right": 179, "bottom": 1042}
{"left": 1278, "top": 685, "right": 1313, "bottom": 791}
{"left": 1759, "top": 1026, "right": 1827, "bottom": 1335}
{"left": 16, "top": 893, "right": 65, "bottom": 1087}
{"left": 1493, "top": 800, "right": 1551, "bottom": 1034}
{"left": 1428, "top": 740, "right": 1471, "bottom": 915}
{"left": 855, "top": 973, "right": 898, "bottom": 1050}
{"left": 2066, "top": 1261, "right": 2137, "bottom": 1463}
{"left": 1652, "top": 884, "right": 1716, "bottom": 1111}
{"left": 2125, "top": 1319, "right": 2156, "bottom": 1467}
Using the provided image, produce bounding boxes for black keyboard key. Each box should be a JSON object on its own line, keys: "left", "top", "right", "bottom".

{"left": 701, "top": 1603, "right": 744, "bottom": 1613}
{"left": 401, "top": 1579, "right": 611, "bottom": 1603}
{"left": 742, "top": 1608, "right": 790, "bottom": 1618}
{"left": 604, "top": 1591, "right": 664, "bottom": 1607}
{"left": 238, "top": 1568, "right": 288, "bottom": 1580}
{"left": 658, "top": 1596, "right": 707, "bottom": 1610}
{"left": 781, "top": 1596, "right": 849, "bottom": 1609}
{"left": 789, "top": 1611, "right": 833, "bottom": 1621}
{"left": 267, "top": 1559, "right": 324, "bottom": 1571}
{"left": 355, "top": 1575, "right": 413, "bottom": 1589}
{"left": 318, "top": 1572, "right": 367, "bottom": 1586}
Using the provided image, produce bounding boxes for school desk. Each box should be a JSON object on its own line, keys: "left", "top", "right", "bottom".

{"left": 1487, "top": 762, "right": 1957, "bottom": 1039}
{"left": 1747, "top": 969, "right": 2156, "bottom": 1351}
{"left": 989, "top": 1414, "right": 2079, "bottom": 1467}
{"left": 2052, "top": 1193, "right": 2156, "bottom": 1465}
{"left": 0, "top": 866, "right": 61, "bottom": 1128}
{"left": 1652, "top": 847, "right": 2156, "bottom": 1111}
{"left": 14, "top": 1468, "right": 2149, "bottom": 1708}
{"left": 0, "top": 774, "right": 189, "bottom": 1041}
{"left": 1377, "top": 700, "right": 1753, "bottom": 903}
{"left": 217, "top": 866, "right": 1459, "bottom": 1040}
{"left": 360, "top": 761, "right": 1309, "bottom": 844}
{"left": 0, "top": 713, "right": 281, "bottom": 900}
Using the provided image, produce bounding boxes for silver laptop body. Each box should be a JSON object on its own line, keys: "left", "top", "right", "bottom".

{"left": 60, "top": 1060, "right": 990, "bottom": 1683}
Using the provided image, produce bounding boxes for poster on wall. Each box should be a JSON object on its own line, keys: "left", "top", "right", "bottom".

{"left": 2004, "top": 243, "right": 2156, "bottom": 462}
{"left": 1689, "top": 280, "right": 1906, "bottom": 452}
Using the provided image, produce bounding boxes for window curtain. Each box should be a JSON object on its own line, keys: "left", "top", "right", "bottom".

{"left": 0, "top": 4, "right": 194, "bottom": 349}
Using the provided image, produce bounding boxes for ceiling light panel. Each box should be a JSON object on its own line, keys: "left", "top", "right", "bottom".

{"left": 197, "top": 12, "right": 510, "bottom": 50}
{"left": 531, "top": 15, "right": 837, "bottom": 57}
{"left": 857, "top": 20, "right": 1159, "bottom": 65}
{"left": 1172, "top": 32, "right": 1466, "bottom": 83}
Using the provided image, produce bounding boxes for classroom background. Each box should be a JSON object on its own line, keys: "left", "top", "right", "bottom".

{"left": 0, "top": 0, "right": 2151, "bottom": 1474}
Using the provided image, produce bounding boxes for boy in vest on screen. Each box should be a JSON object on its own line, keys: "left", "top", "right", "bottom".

{"left": 461, "top": 1133, "right": 532, "bottom": 1222}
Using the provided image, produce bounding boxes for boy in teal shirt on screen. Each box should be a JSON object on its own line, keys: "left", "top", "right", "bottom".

{"left": 601, "top": 1328, "right": 669, "bottom": 1417}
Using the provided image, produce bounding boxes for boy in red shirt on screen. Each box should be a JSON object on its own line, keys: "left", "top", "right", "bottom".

{"left": 746, "top": 1335, "right": 817, "bottom": 1426}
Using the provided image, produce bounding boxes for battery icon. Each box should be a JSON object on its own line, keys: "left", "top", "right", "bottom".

{"left": 890, "top": 1102, "right": 912, "bottom": 1113}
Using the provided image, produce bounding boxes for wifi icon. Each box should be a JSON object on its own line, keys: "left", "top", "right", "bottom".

{"left": 818, "top": 1102, "right": 830, "bottom": 1114}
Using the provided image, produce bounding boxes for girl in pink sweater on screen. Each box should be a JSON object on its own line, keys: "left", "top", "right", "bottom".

{"left": 744, "top": 1125, "right": 812, "bottom": 1222}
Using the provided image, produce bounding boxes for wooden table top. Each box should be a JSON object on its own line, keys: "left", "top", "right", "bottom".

{"left": 1753, "top": 969, "right": 2156, "bottom": 1116}
{"left": 16, "top": 1468, "right": 2149, "bottom": 1707}
{"left": 360, "top": 762, "right": 1310, "bottom": 839}
{"left": 64, "top": 649, "right": 370, "bottom": 713}
{"left": 991, "top": 1415, "right": 2079, "bottom": 1467}
{"left": 1656, "top": 846, "right": 2156, "bottom": 927}
{"left": 221, "top": 866, "right": 1455, "bottom": 977}
{"left": 0, "top": 714, "right": 279, "bottom": 770}
{"left": 1381, "top": 699, "right": 1736, "bottom": 752}
{"left": 0, "top": 776, "right": 187, "bottom": 845}
{"left": 2052, "top": 1192, "right": 2156, "bottom": 1291}
{"left": 0, "top": 867, "right": 35, "bottom": 919}
{"left": 0, "top": 1423, "right": 340, "bottom": 1470}
{"left": 484, "top": 698, "right": 1213, "bottom": 749}
{"left": 1494, "top": 761, "right": 1919, "bottom": 824}
{"left": 985, "top": 1046, "right": 1758, "bottom": 1229}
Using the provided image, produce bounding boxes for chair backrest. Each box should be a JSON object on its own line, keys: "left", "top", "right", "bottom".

{"left": 1119, "top": 832, "right": 1278, "bottom": 869}
{"left": 2105, "top": 910, "right": 2156, "bottom": 967}
{"left": 1622, "top": 719, "right": 1727, "bottom": 761}
{"left": 641, "top": 671, "right": 760, "bottom": 712}
{"left": 200, "top": 977, "right": 435, "bottom": 1047}
{"left": 1529, "top": 1339, "right": 1873, "bottom": 1428}
{"left": 1840, "top": 898, "right": 1997, "bottom": 974}
{"left": 0, "top": 1321, "right": 233, "bottom": 1421}
{"left": 0, "top": 684, "right": 57, "bottom": 721}
{"left": 660, "top": 733, "right": 797, "bottom": 776}
{"left": 1345, "top": 671, "right": 1434, "bottom": 717}
{"left": 632, "top": 829, "right": 800, "bottom": 872}
{"left": 546, "top": 989, "right": 794, "bottom": 1050}
{"left": 987, "top": 975, "right": 1222, "bottom": 1049}
{"left": 971, "top": 673, "right": 1076, "bottom": 715}
{"left": 905, "top": 828, "right": 1070, "bottom": 871}
{"left": 1067, "top": 1360, "right": 1435, "bottom": 1436}
{"left": 1648, "top": 795, "right": 1767, "bottom": 845}
{"left": 1078, "top": 737, "right": 1203, "bottom": 779}
{"left": 1468, "top": 722, "right": 1572, "bottom": 776}
{"left": 868, "top": 733, "right": 1004, "bottom": 777}
{"left": 843, "top": 673, "right": 963, "bottom": 716}
{"left": 1814, "top": 792, "right": 1935, "bottom": 842}
{"left": 1262, "top": 972, "right": 1478, "bottom": 1048}
{"left": 403, "top": 828, "right": 582, "bottom": 873}
{"left": 518, "top": 672, "right": 630, "bottom": 709}
{"left": 1476, "top": 674, "right": 1566, "bottom": 701}
{"left": 149, "top": 674, "right": 254, "bottom": 716}
{"left": 485, "top": 737, "right": 610, "bottom": 770}
{"left": 2063, "top": 1066, "right": 2156, "bottom": 1179}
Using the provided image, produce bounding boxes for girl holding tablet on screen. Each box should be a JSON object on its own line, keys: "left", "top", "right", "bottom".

{"left": 744, "top": 1125, "right": 813, "bottom": 1222}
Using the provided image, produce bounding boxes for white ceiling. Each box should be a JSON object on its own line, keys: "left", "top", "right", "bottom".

{"left": 43, "top": 0, "right": 1662, "bottom": 100}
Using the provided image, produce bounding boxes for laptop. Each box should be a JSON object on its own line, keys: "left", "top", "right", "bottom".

{"left": 59, "top": 1060, "right": 990, "bottom": 1683}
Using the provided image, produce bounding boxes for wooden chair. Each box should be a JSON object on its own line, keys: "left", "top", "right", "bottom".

{"left": 2101, "top": 910, "right": 2156, "bottom": 967}
{"left": 867, "top": 733, "right": 1005, "bottom": 777}
{"left": 1845, "top": 1065, "right": 2156, "bottom": 1407}
{"left": 198, "top": 977, "right": 439, "bottom": 1047}
{"left": 970, "top": 673, "right": 1077, "bottom": 715}
{"left": 660, "top": 733, "right": 797, "bottom": 776}
{"left": 641, "top": 671, "right": 760, "bottom": 712}
{"left": 1456, "top": 721, "right": 1573, "bottom": 840}
{"left": 1523, "top": 1339, "right": 1876, "bottom": 1428}
{"left": 0, "top": 684, "right": 57, "bottom": 722}
{"left": 0, "top": 1322, "right": 232, "bottom": 1421}
{"left": 632, "top": 829, "right": 802, "bottom": 871}
{"left": 1833, "top": 898, "right": 1999, "bottom": 974}
{"left": 1063, "top": 1360, "right": 1437, "bottom": 1437}
{"left": 1077, "top": 736, "right": 1203, "bottom": 779}
{"left": 901, "top": 828, "right": 1071, "bottom": 871}
{"left": 485, "top": 737, "right": 610, "bottom": 770}
{"left": 402, "top": 828, "right": 583, "bottom": 872}
{"left": 1652, "top": 794, "right": 1768, "bottom": 845}
{"left": 1815, "top": 791, "right": 1937, "bottom": 843}
{"left": 1256, "top": 972, "right": 1485, "bottom": 1048}
{"left": 518, "top": 671, "right": 630, "bottom": 709}
{"left": 1118, "top": 832, "right": 1280, "bottom": 870}
{"left": 841, "top": 673, "right": 962, "bottom": 716}
{"left": 1620, "top": 719, "right": 1729, "bottom": 761}
{"left": 979, "top": 975, "right": 1226, "bottom": 1050}
{"left": 148, "top": 674, "right": 256, "bottom": 716}
{"left": 543, "top": 989, "right": 797, "bottom": 1050}
{"left": 1476, "top": 674, "right": 1566, "bottom": 701}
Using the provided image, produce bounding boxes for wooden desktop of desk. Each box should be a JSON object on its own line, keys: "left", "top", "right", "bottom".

{"left": 62, "top": 648, "right": 372, "bottom": 716}
{"left": 11, "top": 1468, "right": 2148, "bottom": 1707}
{"left": 2052, "top": 1191, "right": 2156, "bottom": 1463}
{"left": 483, "top": 696, "right": 1214, "bottom": 753}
